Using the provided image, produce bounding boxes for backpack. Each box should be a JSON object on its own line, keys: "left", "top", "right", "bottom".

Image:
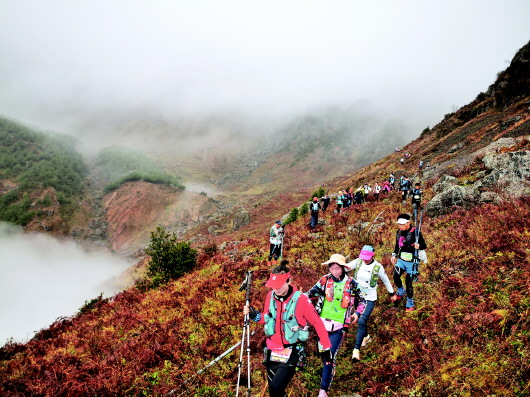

{"left": 351, "top": 258, "right": 381, "bottom": 288}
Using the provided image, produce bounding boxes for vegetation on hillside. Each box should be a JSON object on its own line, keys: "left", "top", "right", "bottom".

{"left": 0, "top": 118, "right": 87, "bottom": 225}
{"left": 94, "top": 146, "right": 184, "bottom": 193}
{"left": 0, "top": 40, "right": 528, "bottom": 397}
{"left": 1, "top": 183, "right": 528, "bottom": 396}
{"left": 144, "top": 226, "right": 198, "bottom": 288}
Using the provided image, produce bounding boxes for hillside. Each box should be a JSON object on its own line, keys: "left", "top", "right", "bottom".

{"left": 1, "top": 42, "right": 529, "bottom": 397}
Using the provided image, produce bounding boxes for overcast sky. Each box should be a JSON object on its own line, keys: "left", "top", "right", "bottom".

{"left": 0, "top": 0, "right": 529, "bottom": 135}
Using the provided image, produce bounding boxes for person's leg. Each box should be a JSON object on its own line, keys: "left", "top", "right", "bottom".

{"left": 268, "top": 243, "right": 275, "bottom": 261}
{"left": 393, "top": 265, "right": 406, "bottom": 297}
{"left": 320, "top": 329, "right": 344, "bottom": 391}
{"left": 405, "top": 273, "right": 414, "bottom": 308}
{"left": 267, "top": 364, "right": 297, "bottom": 397}
{"left": 354, "top": 301, "right": 376, "bottom": 349}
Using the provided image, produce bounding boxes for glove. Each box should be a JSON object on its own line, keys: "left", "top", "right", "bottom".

{"left": 247, "top": 306, "right": 260, "bottom": 322}
{"left": 320, "top": 349, "right": 333, "bottom": 365}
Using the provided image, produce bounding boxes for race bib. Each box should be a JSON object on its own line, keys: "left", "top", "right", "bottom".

{"left": 414, "top": 195, "right": 420, "bottom": 199}
{"left": 400, "top": 252, "right": 414, "bottom": 262}
{"left": 270, "top": 348, "right": 292, "bottom": 363}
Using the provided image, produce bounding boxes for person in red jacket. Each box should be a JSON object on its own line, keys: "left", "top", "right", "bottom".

{"left": 244, "top": 260, "right": 332, "bottom": 397}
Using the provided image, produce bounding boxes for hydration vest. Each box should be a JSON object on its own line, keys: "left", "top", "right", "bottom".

{"left": 351, "top": 258, "right": 381, "bottom": 288}
{"left": 311, "top": 202, "right": 319, "bottom": 212}
{"left": 264, "top": 291, "right": 309, "bottom": 344}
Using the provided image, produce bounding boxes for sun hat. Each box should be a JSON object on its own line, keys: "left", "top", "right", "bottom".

{"left": 265, "top": 272, "right": 290, "bottom": 289}
{"left": 322, "top": 254, "right": 348, "bottom": 268}
{"left": 359, "top": 245, "right": 376, "bottom": 260}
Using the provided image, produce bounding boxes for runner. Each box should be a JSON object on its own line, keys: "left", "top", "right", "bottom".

{"left": 306, "top": 254, "right": 363, "bottom": 397}
{"left": 391, "top": 214, "right": 427, "bottom": 312}
{"left": 244, "top": 261, "right": 332, "bottom": 397}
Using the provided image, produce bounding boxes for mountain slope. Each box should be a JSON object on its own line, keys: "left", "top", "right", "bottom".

{"left": 1, "top": 42, "right": 529, "bottom": 397}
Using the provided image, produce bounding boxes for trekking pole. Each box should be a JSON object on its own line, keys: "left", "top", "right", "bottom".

{"left": 236, "top": 271, "right": 253, "bottom": 397}
{"left": 167, "top": 333, "right": 254, "bottom": 397}
{"left": 412, "top": 208, "right": 424, "bottom": 282}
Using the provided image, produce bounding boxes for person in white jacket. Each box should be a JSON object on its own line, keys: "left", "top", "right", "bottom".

{"left": 348, "top": 245, "right": 397, "bottom": 361}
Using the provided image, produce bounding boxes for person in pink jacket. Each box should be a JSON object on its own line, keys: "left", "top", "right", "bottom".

{"left": 244, "top": 260, "right": 332, "bottom": 397}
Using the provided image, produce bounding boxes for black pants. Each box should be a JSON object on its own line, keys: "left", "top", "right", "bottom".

{"left": 393, "top": 266, "right": 414, "bottom": 299}
{"left": 264, "top": 348, "right": 300, "bottom": 397}
{"left": 268, "top": 243, "right": 281, "bottom": 261}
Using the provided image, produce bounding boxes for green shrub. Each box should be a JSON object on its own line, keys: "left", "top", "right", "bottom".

{"left": 283, "top": 207, "right": 299, "bottom": 226}
{"left": 311, "top": 187, "right": 326, "bottom": 199}
{"left": 299, "top": 202, "right": 308, "bottom": 216}
{"left": 145, "top": 226, "right": 197, "bottom": 287}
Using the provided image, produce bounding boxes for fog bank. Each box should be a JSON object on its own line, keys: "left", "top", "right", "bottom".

{"left": 0, "top": 223, "right": 131, "bottom": 345}
{"left": 0, "top": 0, "right": 529, "bottom": 143}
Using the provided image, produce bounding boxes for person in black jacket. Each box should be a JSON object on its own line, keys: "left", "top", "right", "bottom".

{"left": 321, "top": 194, "right": 331, "bottom": 213}
{"left": 309, "top": 197, "right": 322, "bottom": 230}
{"left": 410, "top": 183, "right": 422, "bottom": 209}
{"left": 391, "top": 213, "right": 427, "bottom": 312}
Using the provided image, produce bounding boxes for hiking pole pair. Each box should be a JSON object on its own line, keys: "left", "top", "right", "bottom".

{"left": 412, "top": 208, "right": 424, "bottom": 282}
{"left": 167, "top": 333, "right": 254, "bottom": 397}
{"left": 236, "top": 271, "right": 253, "bottom": 397}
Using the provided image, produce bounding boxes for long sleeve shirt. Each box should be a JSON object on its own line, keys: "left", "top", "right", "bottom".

{"left": 258, "top": 286, "right": 331, "bottom": 351}
{"left": 353, "top": 260, "right": 394, "bottom": 301}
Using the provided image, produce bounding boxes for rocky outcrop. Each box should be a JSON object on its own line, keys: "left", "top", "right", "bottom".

{"left": 232, "top": 209, "right": 251, "bottom": 230}
{"left": 426, "top": 137, "right": 530, "bottom": 217}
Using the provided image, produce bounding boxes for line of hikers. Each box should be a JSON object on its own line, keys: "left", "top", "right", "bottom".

{"left": 253, "top": 213, "right": 427, "bottom": 396}
{"left": 305, "top": 174, "right": 423, "bottom": 223}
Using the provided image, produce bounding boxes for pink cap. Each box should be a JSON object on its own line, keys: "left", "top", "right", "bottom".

{"left": 265, "top": 272, "right": 290, "bottom": 289}
{"left": 359, "top": 250, "right": 375, "bottom": 260}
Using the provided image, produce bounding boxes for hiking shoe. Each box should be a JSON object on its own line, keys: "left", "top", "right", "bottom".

{"left": 405, "top": 306, "right": 415, "bottom": 312}
{"left": 352, "top": 348, "right": 360, "bottom": 361}
{"left": 361, "top": 334, "right": 371, "bottom": 347}
{"left": 318, "top": 390, "right": 329, "bottom": 397}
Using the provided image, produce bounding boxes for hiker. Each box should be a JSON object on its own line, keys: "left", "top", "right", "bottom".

{"left": 391, "top": 214, "right": 427, "bottom": 312}
{"left": 354, "top": 187, "right": 363, "bottom": 205}
{"left": 410, "top": 183, "right": 422, "bottom": 209}
{"left": 373, "top": 183, "right": 381, "bottom": 200}
{"left": 335, "top": 191, "right": 344, "bottom": 213}
{"left": 268, "top": 220, "right": 284, "bottom": 264}
{"left": 418, "top": 160, "right": 424, "bottom": 171}
{"left": 306, "top": 254, "right": 363, "bottom": 397}
{"left": 400, "top": 176, "right": 411, "bottom": 203}
{"left": 309, "top": 197, "right": 321, "bottom": 230}
{"left": 243, "top": 261, "right": 332, "bottom": 397}
{"left": 348, "top": 245, "right": 397, "bottom": 361}
{"left": 389, "top": 174, "right": 395, "bottom": 189}
{"left": 321, "top": 194, "right": 330, "bottom": 212}
{"left": 400, "top": 157, "right": 404, "bottom": 165}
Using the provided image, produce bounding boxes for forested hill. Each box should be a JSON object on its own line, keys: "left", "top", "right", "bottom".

{"left": 0, "top": 43, "right": 529, "bottom": 396}
{"left": 0, "top": 118, "right": 87, "bottom": 228}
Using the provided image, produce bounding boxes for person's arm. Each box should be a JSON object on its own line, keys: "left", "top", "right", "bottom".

{"left": 297, "top": 295, "right": 331, "bottom": 349}
{"left": 244, "top": 292, "right": 271, "bottom": 324}
{"left": 306, "top": 277, "right": 325, "bottom": 298}
{"left": 378, "top": 265, "right": 395, "bottom": 295}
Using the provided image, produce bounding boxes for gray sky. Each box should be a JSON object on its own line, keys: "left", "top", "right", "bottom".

{"left": 0, "top": 0, "right": 529, "bottom": 135}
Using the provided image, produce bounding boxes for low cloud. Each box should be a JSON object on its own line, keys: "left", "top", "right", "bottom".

{"left": 0, "top": 223, "right": 131, "bottom": 345}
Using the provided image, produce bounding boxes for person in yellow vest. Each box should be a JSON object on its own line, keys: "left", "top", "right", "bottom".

{"left": 306, "top": 254, "right": 363, "bottom": 397}
{"left": 244, "top": 260, "right": 331, "bottom": 397}
{"left": 348, "top": 245, "right": 398, "bottom": 361}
